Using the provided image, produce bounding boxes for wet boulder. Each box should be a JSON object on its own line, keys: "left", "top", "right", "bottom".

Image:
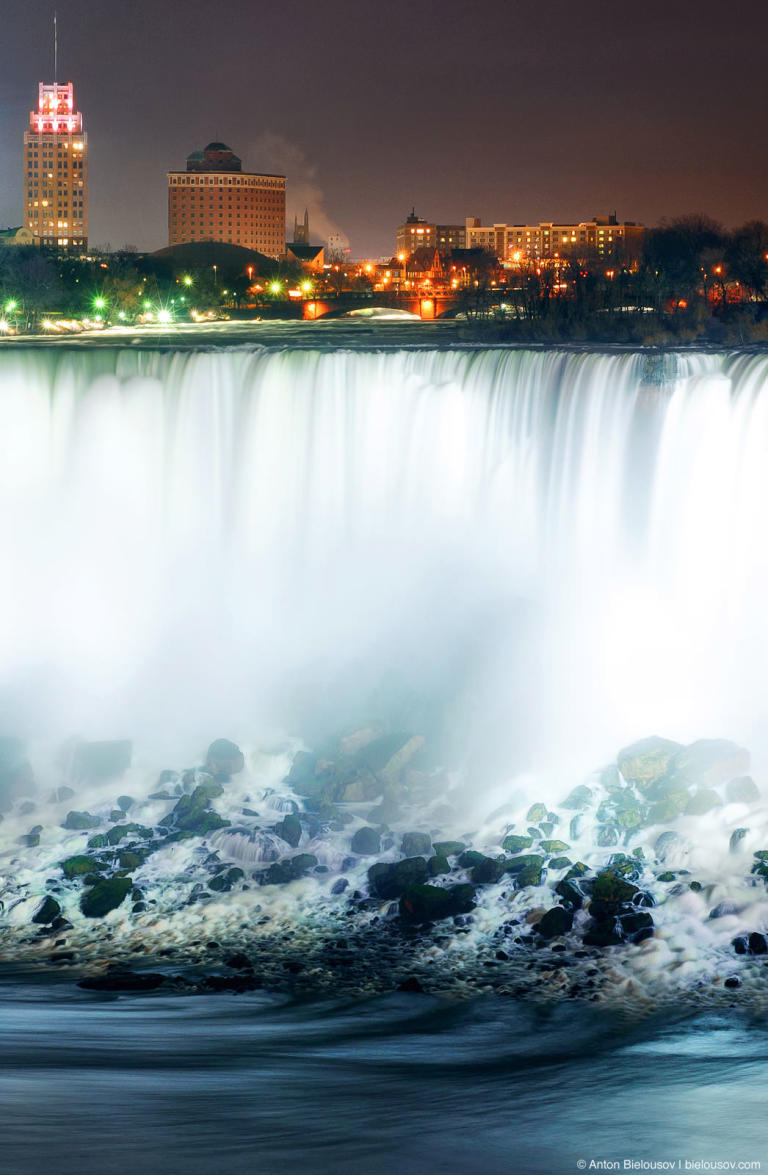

{"left": 470, "top": 855, "right": 506, "bottom": 885}
{"left": 401, "top": 832, "right": 431, "bottom": 857}
{"left": 617, "top": 736, "right": 682, "bottom": 790}
{"left": 159, "top": 783, "right": 229, "bottom": 838}
{"left": 562, "top": 785, "right": 593, "bottom": 810}
{"left": 501, "top": 834, "right": 534, "bottom": 853}
{"left": 274, "top": 814, "right": 302, "bottom": 848}
{"left": 259, "top": 854, "right": 318, "bottom": 885}
{"left": 60, "top": 854, "right": 99, "bottom": 879}
{"left": 671, "top": 739, "right": 749, "bottom": 790}
{"left": 427, "top": 854, "right": 450, "bottom": 877}
{"left": 536, "top": 906, "right": 574, "bottom": 939}
{"left": 351, "top": 826, "right": 381, "bottom": 855}
{"left": 31, "top": 896, "right": 61, "bottom": 925}
{"left": 62, "top": 810, "right": 101, "bottom": 831}
{"left": 205, "top": 738, "right": 245, "bottom": 780}
{"left": 684, "top": 789, "right": 722, "bottom": 817}
{"left": 104, "top": 822, "right": 153, "bottom": 845}
{"left": 209, "top": 867, "right": 245, "bottom": 893}
{"left": 368, "top": 856, "right": 429, "bottom": 899}
{"left": 399, "top": 883, "right": 476, "bottom": 923}
{"left": 80, "top": 877, "right": 133, "bottom": 918}
{"left": 432, "top": 840, "right": 466, "bottom": 857}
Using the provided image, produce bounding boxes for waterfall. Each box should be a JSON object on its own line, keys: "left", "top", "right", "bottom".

{"left": 1, "top": 344, "right": 768, "bottom": 782}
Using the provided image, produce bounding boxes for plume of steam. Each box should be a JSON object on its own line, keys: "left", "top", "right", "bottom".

{"left": 248, "top": 132, "right": 349, "bottom": 252}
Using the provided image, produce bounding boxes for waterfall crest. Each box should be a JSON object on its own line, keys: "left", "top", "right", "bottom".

{"left": 1, "top": 345, "right": 767, "bottom": 778}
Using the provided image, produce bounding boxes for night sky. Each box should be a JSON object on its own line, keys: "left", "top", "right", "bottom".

{"left": 0, "top": 0, "right": 766, "bottom": 257}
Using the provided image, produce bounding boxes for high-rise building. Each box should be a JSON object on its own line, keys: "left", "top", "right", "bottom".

{"left": 167, "top": 143, "right": 286, "bottom": 258}
{"left": 24, "top": 81, "right": 88, "bottom": 249}
{"left": 396, "top": 210, "right": 466, "bottom": 257}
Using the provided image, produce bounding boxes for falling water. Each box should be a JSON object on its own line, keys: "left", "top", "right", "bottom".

{"left": 2, "top": 343, "right": 768, "bottom": 786}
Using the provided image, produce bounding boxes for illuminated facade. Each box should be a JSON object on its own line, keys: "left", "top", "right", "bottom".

{"left": 465, "top": 215, "right": 644, "bottom": 262}
{"left": 24, "top": 81, "right": 88, "bottom": 249}
{"left": 168, "top": 143, "right": 286, "bottom": 257}
{"left": 396, "top": 210, "right": 466, "bottom": 256}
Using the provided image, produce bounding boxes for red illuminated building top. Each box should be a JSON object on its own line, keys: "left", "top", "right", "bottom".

{"left": 29, "top": 82, "right": 83, "bottom": 134}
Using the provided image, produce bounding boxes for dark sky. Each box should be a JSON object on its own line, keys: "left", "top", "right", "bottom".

{"left": 1, "top": 0, "right": 766, "bottom": 256}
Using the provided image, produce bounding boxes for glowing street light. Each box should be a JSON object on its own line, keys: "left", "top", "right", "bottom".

{"left": 300, "top": 280, "right": 313, "bottom": 295}
{"left": 93, "top": 296, "right": 106, "bottom": 310}
{"left": 5, "top": 300, "right": 17, "bottom": 313}
{"left": 183, "top": 275, "right": 193, "bottom": 287}
{"left": 269, "top": 281, "right": 282, "bottom": 295}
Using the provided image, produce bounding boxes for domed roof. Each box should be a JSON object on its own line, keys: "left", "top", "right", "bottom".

{"left": 186, "top": 149, "right": 204, "bottom": 160}
{"left": 204, "top": 142, "right": 233, "bottom": 152}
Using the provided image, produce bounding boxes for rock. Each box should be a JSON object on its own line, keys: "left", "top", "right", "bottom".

{"left": 562, "top": 785, "right": 593, "bottom": 810}
{"left": 104, "top": 822, "right": 153, "bottom": 845}
{"left": 504, "top": 853, "right": 544, "bottom": 876}
{"left": 672, "top": 739, "right": 750, "bottom": 790}
{"left": 684, "top": 789, "right": 722, "bottom": 816}
{"left": 708, "top": 901, "right": 740, "bottom": 920}
{"left": 274, "top": 814, "right": 302, "bottom": 847}
{"left": 399, "top": 883, "right": 476, "bottom": 923}
{"left": 596, "top": 826, "right": 619, "bottom": 847}
{"left": 540, "top": 840, "right": 570, "bottom": 853}
{"left": 331, "top": 878, "right": 349, "bottom": 895}
{"left": 458, "top": 850, "right": 487, "bottom": 869}
{"left": 109, "top": 809, "right": 125, "bottom": 822}
{"left": 432, "top": 840, "right": 465, "bottom": 857}
{"left": 50, "top": 786, "right": 75, "bottom": 804}
{"left": 583, "top": 920, "right": 623, "bottom": 947}
{"left": 209, "top": 867, "right": 245, "bottom": 893}
{"left": 748, "top": 932, "right": 768, "bottom": 955}
{"left": 260, "top": 854, "right": 318, "bottom": 885}
{"left": 548, "top": 856, "right": 573, "bottom": 869}
{"left": 401, "top": 832, "right": 431, "bottom": 857}
{"left": 617, "top": 736, "right": 682, "bottom": 790}
{"left": 536, "top": 906, "right": 574, "bottom": 939}
{"left": 368, "top": 856, "right": 429, "bottom": 899}
{"left": 554, "top": 878, "right": 585, "bottom": 909}
{"left": 397, "top": 976, "right": 424, "bottom": 993}
{"left": 72, "top": 740, "right": 132, "bottom": 783}
{"left": 205, "top": 738, "right": 245, "bottom": 779}
{"left": 592, "top": 871, "right": 640, "bottom": 905}
{"left": 118, "top": 852, "right": 145, "bottom": 870}
{"left": 646, "top": 792, "right": 690, "bottom": 825}
{"left": 60, "top": 854, "right": 98, "bottom": 879}
{"left": 338, "top": 726, "right": 385, "bottom": 756}
{"left": 351, "top": 826, "right": 381, "bottom": 855}
{"left": 357, "top": 733, "right": 425, "bottom": 783}
{"left": 159, "top": 784, "right": 229, "bottom": 838}
{"left": 80, "top": 877, "right": 133, "bottom": 918}
{"left": 32, "top": 896, "right": 61, "bottom": 924}
{"left": 116, "top": 795, "right": 135, "bottom": 812}
{"left": 726, "top": 776, "right": 760, "bottom": 803}
{"left": 653, "top": 831, "right": 680, "bottom": 861}
{"left": 62, "top": 810, "right": 101, "bottom": 831}
{"left": 724, "top": 976, "right": 741, "bottom": 989}
{"left": 428, "top": 854, "right": 450, "bottom": 877}
{"left": 619, "top": 911, "right": 653, "bottom": 936}
{"left": 526, "top": 803, "right": 547, "bottom": 823}
{"left": 21, "top": 831, "right": 40, "bottom": 847}
{"left": 501, "top": 834, "right": 534, "bottom": 853}
{"left": 470, "top": 856, "right": 505, "bottom": 885}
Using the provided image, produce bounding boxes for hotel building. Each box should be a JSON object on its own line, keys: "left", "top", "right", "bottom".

{"left": 167, "top": 143, "right": 286, "bottom": 257}
{"left": 23, "top": 81, "right": 88, "bottom": 249}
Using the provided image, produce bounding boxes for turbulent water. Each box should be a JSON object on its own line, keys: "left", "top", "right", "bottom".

{"left": 3, "top": 343, "right": 768, "bottom": 784}
{"left": 1, "top": 975, "right": 766, "bottom": 1175}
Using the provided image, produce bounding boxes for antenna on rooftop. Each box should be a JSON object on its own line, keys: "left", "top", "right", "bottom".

{"left": 54, "top": 10, "right": 58, "bottom": 82}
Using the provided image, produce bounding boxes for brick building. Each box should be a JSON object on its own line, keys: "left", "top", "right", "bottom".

{"left": 23, "top": 80, "right": 88, "bottom": 249}
{"left": 168, "top": 142, "right": 285, "bottom": 258}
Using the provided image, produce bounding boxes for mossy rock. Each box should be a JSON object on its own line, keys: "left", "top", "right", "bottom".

{"left": 87, "top": 834, "right": 108, "bottom": 849}
{"left": 554, "top": 878, "right": 584, "bottom": 908}
{"left": 457, "top": 850, "right": 487, "bottom": 869}
{"left": 617, "top": 736, "right": 682, "bottom": 790}
{"left": 432, "top": 841, "right": 465, "bottom": 857}
{"left": 399, "top": 883, "right": 475, "bottom": 923}
{"left": 754, "top": 850, "right": 768, "bottom": 861}
{"left": 32, "top": 896, "right": 61, "bottom": 924}
{"left": 368, "top": 856, "right": 429, "bottom": 899}
{"left": 548, "top": 856, "right": 573, "bottom": 869}
{"left": 401, "top": 832, "right": 432, "bottom": 857}
{"left": 729, "top": 828, "right": 748, "bottom": 852}
{"left": 21, "top": 832, "right": 40, "bottom": 847}
{"left": 684, "top": 789, "right": 722, "bottom": 817}
{"left": 564, "top": 861, "right": 589, "bottom": 879}
{"left": 470, "top": 856, "right": 505, "bottom": 885}
{"left": 63, "top": 810, "right": 101, "bottom": 831}
{"left": 646, "top": 792, "right": 690, "bottom": 825}
{"left": 540, "top": 840, "right": 569, "bottom": 853}
{"left": 116, "top": 795, "right": 134, "bottom": 812}
{"left": 351, "top": 826, "right": 381, "bottom": 855}
{"left": 516, "top": 862, "right": 543, "bottom": 887}
{"left": 159, "top": 783, "right": 229, "bottom": 838}
{"left": 596, "top": 826, "right": 619, "bottom": 847}
{"left": 657, "top": 871, "right": 677, "bottom": 882}
{"left": 504, "top": 853, "right": 544, "bottom": 875}
{"left": 209, "top": 867, "right": 245, "bottom": 893}
{"left": 61, "top": 854, "right": 98, "bottom": 879}
{"left": 80, "top": 877, "right": 133, "bottom": 918}
{"left": 427, "top": 854, "right": 450, "bottom": 877}
{"left": 105, "top": 822, "right": 153, "bottom": 845}
{"left": 501, "top": 834, "right": 533, "bottom": 854}
{"left": 562, "top": 785, "right": 593, "bottom": 810}
{"left": 592, "top": 871, "right": 639, "bottom": 905}
{"left": 526, "top": 803, "right": 547, "bottom": 823}
{"left": 118, "top": 851, "right": 145, "bottom": 870}
{"left": 672, "top": 739, "right": 749, "bottom": 789}
{"left": 536, "top": 905, "right": 574, "bottom": 939}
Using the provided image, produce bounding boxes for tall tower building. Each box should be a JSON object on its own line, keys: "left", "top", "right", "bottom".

{"left": 168, "top": 143, "right": 285, "bottom": 258}
{"left": 24, "top": 81, "right": 88, "bottom": 249}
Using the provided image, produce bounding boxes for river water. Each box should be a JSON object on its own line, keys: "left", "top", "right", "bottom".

{"left": 1, "top": 974, "right": 766, "bottom": 1175}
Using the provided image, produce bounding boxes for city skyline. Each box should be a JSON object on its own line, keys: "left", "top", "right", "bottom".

{"left": 0, "top": 0, "right": 766, "bottom": 256}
